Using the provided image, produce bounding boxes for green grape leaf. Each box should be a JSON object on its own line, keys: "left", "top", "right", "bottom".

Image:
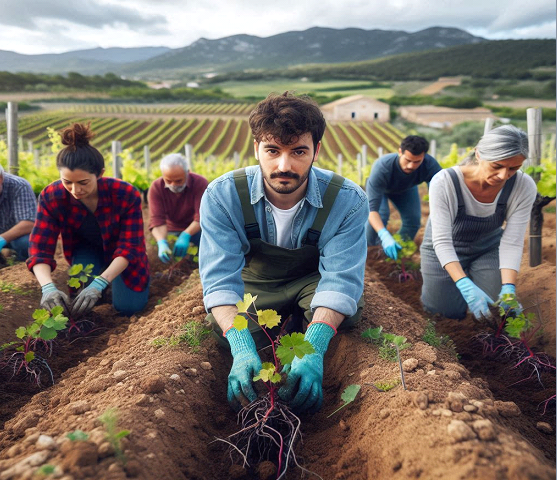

{"left": 25, "top": 351, "right": 35, "bottom": 363}
{"left": 32, "top": 309, "right": 50, "bottom": 323}
{"left": 68, "top": 277, "right": 81, "bottom": 288}
{"left": 79, "top": 275, "right": 88, "bottom": 283}
{"left": 43, "top": 317, "right": 56, "bottom": 328}
{"left": 115, "top": 430, "right": 131, "bottom": 439}
{"left": 84, "top": 264, "right": 94, "bottom": 274}
{"left": 27, "top": 323, "right": 41, "bottom": 338}
{"left": 504, "top": 317, "right": 527, "bottom": 338}
{"left": 257, "top": 309, "right": 281, "bottom": 329}
{"left": 236, "top": 293, "right": 257, "bottom": 314}
{"left": 15, "top": 326, "right": 26, "bottom": 339}
{"left": 253, "top": 362, "right": 279, "bottom": 383}
{"left": 193, "top": 256, "right": 199, "bottom": 263}
{"left": 187, "top": 245, "right": 199, "bottom": 256}
{"left": 52, "top": 316, "right": 69, "bottom": 331}
{"left": 233, "top": 315, "right": 248, "bottom": 331}
{"left": 68, "top": 264, "right": 83, "bottom": 276}
{"left": 276, "top": 333, "right": 315, "bottom": 365}
{"left": 39, "top": 326, "right": 58, "bottom": 341}
{"left": 50, "top": 306, "right": 64, "bottom": 317}
{"left": 362, "top": 326, "right": 383, "bottom": 341}
{"left": 341, "top": 384, "right": 361, "bottom": 403}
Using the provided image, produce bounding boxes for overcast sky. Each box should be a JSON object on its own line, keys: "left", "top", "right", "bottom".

{"left": 2, "top": 0, "right": 555, "bottom": 55}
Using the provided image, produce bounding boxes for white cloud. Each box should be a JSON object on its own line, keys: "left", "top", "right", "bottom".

{"left": 1, "top": 0, "right": 554, "bottom": 54}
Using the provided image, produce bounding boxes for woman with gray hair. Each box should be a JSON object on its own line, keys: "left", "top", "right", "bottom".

{"left": 420, "top": 125, "right": 537, "bottom": 321}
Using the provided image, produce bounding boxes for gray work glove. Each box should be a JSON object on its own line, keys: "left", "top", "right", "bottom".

{"left": 40, "top": 283, "right": 70, "bottom": 314}
{"left": 71, "top": 277, "right": 110, "bottom": 317}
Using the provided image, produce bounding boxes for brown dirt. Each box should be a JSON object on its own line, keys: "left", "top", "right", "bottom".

{"left": 0, "top": 207, "right": 555, "bottom": 480}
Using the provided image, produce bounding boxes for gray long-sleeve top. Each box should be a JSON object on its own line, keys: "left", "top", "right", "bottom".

{"left": 429, "top": 167, "right": 537, "bottom": 271}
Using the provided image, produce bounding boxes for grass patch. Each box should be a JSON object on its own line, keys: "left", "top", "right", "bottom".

{"left": 422, "top": 320, "right": 459, "bottom": 358}
{"left": 373, "top": 378, "right": 401, "bottom": 391}
{"left": 152, "top": 320, "right": 211, "bottom": 350}
{"left": 0, "top": 281, "right": 29, "bottom": 295}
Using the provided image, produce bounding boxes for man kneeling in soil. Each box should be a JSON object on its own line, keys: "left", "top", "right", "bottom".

{"left": 199, "top": 92, "right": 368, "bottom": 412}
{"left": 0, "top": 164, "right": 37, "bottom": 263}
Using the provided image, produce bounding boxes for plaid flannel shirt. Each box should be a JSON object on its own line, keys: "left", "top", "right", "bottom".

{"left": 27, "top": 177, "right": 149, "bottom": 292}
{"left": 0, "top": 173, "right": 37, "bottom": 232}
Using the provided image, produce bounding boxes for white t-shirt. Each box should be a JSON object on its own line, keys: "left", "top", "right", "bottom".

{"left": 268, "top": 198, "right": 304, "bottom": 249}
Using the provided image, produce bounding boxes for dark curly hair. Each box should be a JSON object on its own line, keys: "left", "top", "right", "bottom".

{"left": 56, "top": 122, "right": 104, "bottom": 176}
{"left": 400, "top": 135, "right": 430, "bottom": 156}
{"left": 248, "top": 92, "right": 326, "bottom": 152}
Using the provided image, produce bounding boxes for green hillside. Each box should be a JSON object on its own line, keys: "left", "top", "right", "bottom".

{"left": 206, "top": 40, "right": 556, "bottom": 83}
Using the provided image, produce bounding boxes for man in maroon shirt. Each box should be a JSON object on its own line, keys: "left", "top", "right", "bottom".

{"left": 148, "top": 154, "right": 208, "bottom": 263}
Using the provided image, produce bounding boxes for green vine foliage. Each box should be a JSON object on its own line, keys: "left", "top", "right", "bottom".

{"left": 524, "top": 162, "right": 556, "bottom": 198}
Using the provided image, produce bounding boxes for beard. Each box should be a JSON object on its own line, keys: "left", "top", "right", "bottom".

{"left": 263, "top": 165, "right": 312, "bottom": 195}
{"left": 165, "top": 184, "right": 186, "bottom": 193}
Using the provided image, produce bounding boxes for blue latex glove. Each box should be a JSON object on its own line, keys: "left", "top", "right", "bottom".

{"left": 71, "top": 277, "right": 110, "bottom": 317}
{"left": 157, "top": 239, "right": 172, "bottom": 263}
{"left": 173, "top": 231, "right": 191, "bottom": 258}
{"left": 377, "top": 228, "right": 402, "bottom": 260}
{"left": 455, "top": 277, "right": 494, "bottom": 320}
{"left": 40, "top": 283, "right": 70, "bottom": 314}
{"left": 226, "top": 327, "right": 262, "bottom": 411}
{"left": 498, "top": 283, "right": 523, "bottom": 316}
{"left": 0, "top": 236, "right": 7, "bottom": 250}
{"left": 278, "top": 322, "right": 335, "bottom": 413}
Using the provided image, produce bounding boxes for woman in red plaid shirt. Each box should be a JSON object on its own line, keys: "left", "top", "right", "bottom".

{"left": 27, "top": 123, "right": 150, "bottom": 317}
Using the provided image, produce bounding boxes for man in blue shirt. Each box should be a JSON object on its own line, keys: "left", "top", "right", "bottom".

{"left": 199, "top": 92, "right": 369, "bottom": 413}
{"left": 0, "top": 164, "right": 37, "bottom": 263}
{"left": 365, "top": 135, "right": 441, "bottom": 259}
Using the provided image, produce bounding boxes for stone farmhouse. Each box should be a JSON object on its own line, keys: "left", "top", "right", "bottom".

{"left": 321, "top": 95, "right": 390, "bottom": 122}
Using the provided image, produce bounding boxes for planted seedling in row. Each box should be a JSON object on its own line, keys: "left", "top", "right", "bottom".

{"left": 66, "top": 263, "right": 101, "bottom": 335}
{"left": 0, "top": 306, "right": 68, "bottom": 386}
{"left": 155, "top": 234, "right": 199, "bottom": 281}
{"left": 98, "top": 408, "right": 130, "bottom": 465}
{"left": 475, "top": 294, "right": 555, "bottom": 387}
{"left": 386, "top": 234, "right": 419, "bottom": 283}
{"left": 327, "top": 384, "right": 361, "bottom": 417}
{"left": 362, "top": 326, "right": 410, "bottom": 390}
{"left": 212, "top": 294, "right": 322, "bottom": 479}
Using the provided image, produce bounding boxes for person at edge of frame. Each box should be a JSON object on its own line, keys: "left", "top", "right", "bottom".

{"left": 148, "top": 153, "right": 208, "bottom": 264}
{"left": 26, "top": 122, "right": 150, "bottom": 318}
{"left": 420, "top": 125, "right": 537, "bottom": 322}
{"left": 0, "top": 163, "right": 37, "bottom": 263}
{"left": 365, "top": 135, "right": 441, "bottom": 260}
{"left": 198, "top": 92, "right": 369, "bottom": 413}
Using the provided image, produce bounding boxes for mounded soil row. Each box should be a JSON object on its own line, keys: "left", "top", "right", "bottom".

{"left": 0, "top": 208, "right": 555, "bottom": 480}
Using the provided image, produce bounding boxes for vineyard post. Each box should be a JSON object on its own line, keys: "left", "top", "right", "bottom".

{"left": 484, "top": 117, "right": 494, "bottom": 135}
{"left": 527, "top": 107, "right": 542, "bottom": 267}
{"left": 361, "top": 144, "right": 367, "bottom": 169}
{"left": 112, "top": 141, "right": 122, "bottom": 179}
{"left": 27, "top": 141, "right": 33, "bottom": 152}
{"left": 18, "top": 136, "right": 23, "bottom": 152}
{"left": 357, "top": 153, "right": 362, "bottom": 186}
{"left": 377, "top": 146, "right": 384, "bottom": 158}
{"left": 33, "top": 149, "right": 40, "bottom": 167}
{"left": 234, "top": 151, "right": 240, "bottom": 169}
{"left": 143, "top": 145, "right": 151, "bottom": 181}
{"left": 337, "top": 153, "right": 343, "bottom": 175}
{"left": 185, "top": 143, "right": 194, "bottom": 172}
{"left": 430, "top": 139, "right": 436, "bottom": 158}
{"left": 6, "top": 102, "right": 18, "bottom": 174}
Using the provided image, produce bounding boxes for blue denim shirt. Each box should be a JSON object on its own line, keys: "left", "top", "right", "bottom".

{"left": 199, "top": 165, "right": 369, "bottom": 316}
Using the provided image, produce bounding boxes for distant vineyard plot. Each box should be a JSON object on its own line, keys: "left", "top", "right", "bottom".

{"left": 0, "top": 110, "right": 404, "bottom": 168}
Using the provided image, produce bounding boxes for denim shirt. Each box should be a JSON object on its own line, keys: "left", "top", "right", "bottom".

{"left": 199, "top": 165, "right": 369, "bottom": 316}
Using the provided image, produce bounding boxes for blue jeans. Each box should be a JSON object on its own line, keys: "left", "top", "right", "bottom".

{"left": 5, "top": 235, "right": 30, "bottom": 261}
{"left": 366, "top": 187, "right": 422, "bottom": 246}
{"left": 71, "top": 247, "right": 149, "bottom": 315}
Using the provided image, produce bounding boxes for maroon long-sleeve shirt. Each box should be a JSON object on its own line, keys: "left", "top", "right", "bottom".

{"left": 148, "top": 173, "right": 208, "bottom": 232}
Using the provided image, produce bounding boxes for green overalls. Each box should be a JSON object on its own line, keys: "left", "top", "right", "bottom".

{"left": 208, "top": 168, "right": 364, "bottom": 350}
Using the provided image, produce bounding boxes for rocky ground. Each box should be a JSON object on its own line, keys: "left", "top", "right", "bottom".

{"left": 0, "top": 207, "right": 554, "bottom": 480}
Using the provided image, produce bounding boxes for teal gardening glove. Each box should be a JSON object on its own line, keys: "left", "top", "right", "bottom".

{"left": 377, "top": 228, "right": 402, "bottom": 260}
{"left": 498, "top": 283, "right": 523, "bottom": 316}
{"left": 226, "top": 327, "right": 263, "bottom": 411}
{"left": 455, "top": 277, "right": 494, "bottom": 320}
{"left": 279, "top": 322, "right": 335, "bottom": 413}
{"left": 157, "top": 239, "right": 172, "bottom": 263}
{"left": 71, "top": 277, "right": 110, "bottom": 317}
{"left": 173, "top": 231, "right": 191, "bottom": 258}
{"left": 0, "top": 236, "right": 7, "bottom": 250}
{"left": 40, "top": 283, "right": 70, "bottom": 314}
